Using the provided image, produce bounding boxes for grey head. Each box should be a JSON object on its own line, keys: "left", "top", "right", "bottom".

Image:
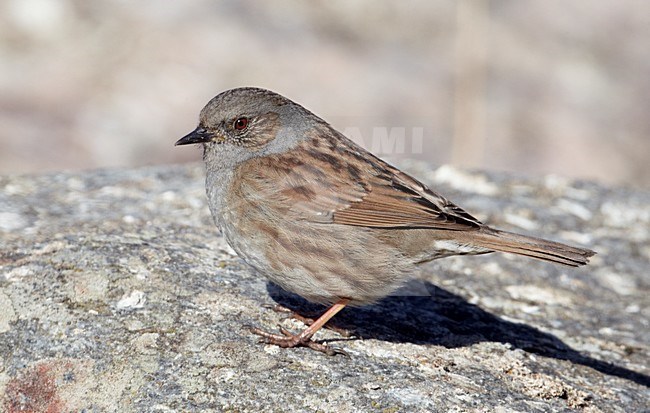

{"left": 176, "top": 87, "right": 323, "bottom": 169}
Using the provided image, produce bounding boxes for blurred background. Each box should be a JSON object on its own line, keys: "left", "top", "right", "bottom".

{"left": 1, "top": 0, "right": 648, "bottom": 187}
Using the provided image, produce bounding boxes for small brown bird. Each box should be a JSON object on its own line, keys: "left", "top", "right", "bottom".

{"left": 176, "top": 87, "right": 595, "bottom": 354}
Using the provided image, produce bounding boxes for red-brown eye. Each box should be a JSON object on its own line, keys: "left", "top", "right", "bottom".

{"left": 234, "top": 117, "right": 249, "bottom": 130}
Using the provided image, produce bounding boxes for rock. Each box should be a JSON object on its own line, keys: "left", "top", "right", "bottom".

{"left": 0, "top": 163, "right": 648, "bottom": 412}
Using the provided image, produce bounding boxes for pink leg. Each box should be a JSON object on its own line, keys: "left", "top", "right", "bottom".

{"left": 248, "top": 299, "right": 350, "bottom": 355}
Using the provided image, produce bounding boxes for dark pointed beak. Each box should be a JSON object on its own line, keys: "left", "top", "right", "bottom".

{"left": 175, "top": 127, "right": 212, "bottom": 146}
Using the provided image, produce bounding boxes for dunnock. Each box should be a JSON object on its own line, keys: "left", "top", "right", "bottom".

{"left": 176, "top": 87, "right": 595, "bottom": 354}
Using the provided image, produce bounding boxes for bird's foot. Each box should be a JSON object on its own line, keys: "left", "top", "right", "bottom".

{"left": 245, "top": 325, "right": 348, "bottom": 356}
{"left": 264, "top": 304, "right": 353, "bottom": 338}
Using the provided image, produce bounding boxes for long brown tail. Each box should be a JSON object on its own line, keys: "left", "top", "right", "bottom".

{"left": 472, "top": 228, "right": 595, "bottom": 267}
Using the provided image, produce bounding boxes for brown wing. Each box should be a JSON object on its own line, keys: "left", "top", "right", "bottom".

{"left": 332, "top": 167, "right": 482, "bottom": 230}
{"left": 235, "top": 131, "right": 482, "bottom": 232}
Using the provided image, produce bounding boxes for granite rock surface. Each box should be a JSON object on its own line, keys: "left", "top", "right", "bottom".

{"left": 0, "top": 163, "right": 648, "bottom": 412}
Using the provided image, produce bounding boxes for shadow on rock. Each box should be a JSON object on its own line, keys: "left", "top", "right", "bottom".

{"left": 266, "top": 281, "right": 650, "bottom": 388}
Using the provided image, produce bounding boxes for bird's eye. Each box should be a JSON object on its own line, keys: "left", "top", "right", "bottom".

{"left": 233, "top": 117, "right": 249, "bottom": 131}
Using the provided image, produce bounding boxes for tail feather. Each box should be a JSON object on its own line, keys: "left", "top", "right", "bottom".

{"left": 472, "top": 228, "right": 595, "bottom": 267}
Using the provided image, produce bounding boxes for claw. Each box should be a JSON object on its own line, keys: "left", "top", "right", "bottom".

{"left": 246, "top": 299, "right": 351, "bottom": 356}
{"left": 245, "top": 325, "right": 347, "bottom": 356}
{"left": 279, "top": 326, "right": 294, "bottom": 337}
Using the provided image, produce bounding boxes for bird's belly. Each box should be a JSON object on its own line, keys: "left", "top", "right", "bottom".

{"left": 218, "top": 207, "right": 413, "bottom": 305}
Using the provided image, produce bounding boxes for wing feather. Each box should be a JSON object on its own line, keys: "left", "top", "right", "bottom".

{"left": 235, "top": 131, "right": 483, "bottom": 231}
